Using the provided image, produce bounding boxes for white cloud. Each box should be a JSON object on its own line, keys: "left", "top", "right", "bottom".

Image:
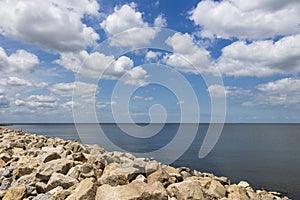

{"left": 100, "top": 4, "right": 157, "bottom": 47}
{"left": 0, "top": 47, "right": 39, "bottom": 73}
{"left": 241, "top": 77, "right": 300, "bottom": 107}
{"left": 216, "top": 34, "right": 300, "bottom": 77}
{"left": 154, "top": 14, "right": 167, "bottom": 28}
{"left": 15, "top": 99, "right": 26, "bottom": 106}
{"left": 0, "top": 77, "right": 47, "bottom": 88}
{"left": 165, "top": 32, "right": 211, "bottom": 74}
{"left": 27, "top": 95, "right": 58, "bottom": 109}
{"left": 145, "top": 50, "right": 162, "bottom": 61}
{"left": 207, "top": 84, "right": 227, "bottom": 98}
{"left": 62, "top": 100, "right": 82, "bottom": 111}
{"left": 0, "top": 0, "right": 100, "bottom": 52}
{"left": 56, "top": 51, "right": 148, "bottom": 86}
{"left": 189, "top": 0, "right": 300, "bottom": 40}
{"left": 49, "top": 82, "right": 98, "bottom": 100}
{"left": 121, "top": 66, "right": 148, "bottom": 86}
{"left": 133, "top": 96, "right": 153, "bottom": 101}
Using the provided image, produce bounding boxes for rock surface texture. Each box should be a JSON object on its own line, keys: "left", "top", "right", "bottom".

{"left": 0, "top": 128, "right": 291, "bottom": 200}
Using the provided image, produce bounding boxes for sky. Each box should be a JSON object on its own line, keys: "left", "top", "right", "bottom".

{"left": 0, "top": 0, "right": 300, "bottom": 123}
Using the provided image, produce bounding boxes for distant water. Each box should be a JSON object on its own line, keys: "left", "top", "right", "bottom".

{"left": 8, "top": 123, "right": 300, "bottom": 198}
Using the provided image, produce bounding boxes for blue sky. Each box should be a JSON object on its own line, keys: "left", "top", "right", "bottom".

{"left": 0, "top": 0, "right": 300, "bottom": 123}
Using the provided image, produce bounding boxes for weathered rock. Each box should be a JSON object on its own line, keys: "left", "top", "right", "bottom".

{"left": 145, "top": 160, "right": 160, "bottom": 175}
{"left": 42, "top": 152, "right": 61, "bottom": 163}
{"left": 133, "top": 157, "right": 147, "bottom": 171}
{"left": 13, "top": 156, "right": 38, "bottom": 178}
{"left": 238, "top": 180, "right": 250, "bottom": 188}
{"left": 227, "top": 184, "right": 250, "bottom": 200}
{"left": 36, "top": 159, "right": 73, "bottom": 181}
{"left": 0, "top": 167, "right": 11, "bottom": 177}
{"left": 66, "top": 165, "right": 81, "bottom": 179}
{"left": 32, "top": 186, "right": 63, "bottom": 200}
{"left": 215, "top": 176, "right": 231, "bottom": 185}
{"left": 206, "top": 180, "right": 226, "bottom": 198}
{"left": 96, "top": 180, "right": 168, "bottom": 200}
{"left": 147, "top": 169, "right": 171, "bottom": 187}
{"left": 135, "top": 174, "right": 147, "bottom": 182}
{"left": 66, "top": 178, "right": 96, "bottom": 200}
{"left": 167, "top": 180, "right": 204, "bottom": 200}
{"left": 3, "top": 184, "right": 27, "bottom": 200}
{"left": 41, "top": 146, "right": 63, "bottom": 154}
{"left": 36, "top": 182, "right": 47, "bottom": 193}
{"left": 45, "top": 173, "right": 78, "bottom": 192}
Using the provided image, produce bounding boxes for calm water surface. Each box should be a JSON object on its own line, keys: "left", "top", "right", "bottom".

{"left": 9, "top": 123, "right": 300, "bottom": 198}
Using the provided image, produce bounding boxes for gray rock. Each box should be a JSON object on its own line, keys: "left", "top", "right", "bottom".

{"left": 33, "top": 186, "right": 63, "bottom": 200}
{"left": 145, "top": 160, "right": 160, "bottom": 175}
{"left": 0, "top": 167, "right": 11, "bottom": 177}
{"left": 0, "top": 177, "right": 13, "bottom": 190}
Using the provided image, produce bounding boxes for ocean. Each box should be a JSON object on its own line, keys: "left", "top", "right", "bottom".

{"left": 7, "top": 123, "right": 300, "bottom": 198}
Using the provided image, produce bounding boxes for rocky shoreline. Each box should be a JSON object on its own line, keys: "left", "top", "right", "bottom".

{"left": 0, "top": 127, "right": 290, "bottom": 200}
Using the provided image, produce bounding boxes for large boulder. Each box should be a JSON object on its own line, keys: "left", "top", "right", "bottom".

{"left": 167, "top": 179, "right": 204, "bottom": 200}
{"left": 65, "top": 178, "right": 96, "bottom": 200}
{"left": 96, "top": 180, "right": 168, "bottom": 200}
{"left": 36, "top": 159, "right": 73, "bottom": 181}
{"left": 205, "top": 179, "right": 226, "bottom": 198}
{"left": 227, "top": 184, "right": 250, "bottom": 200}
{"left": 45, "top": 173, "right": 78, "bottom": 192}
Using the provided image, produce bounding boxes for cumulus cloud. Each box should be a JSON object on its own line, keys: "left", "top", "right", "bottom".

{"left": 49, "top": 82, "right": 98, "bottom": 100}
{"left": 164, "top": 32, "right": 211, "bottom": 74}
{"left": 154, "top": 14, "right": 167, "bottom": 28}
{"left": 121, "top": 66, "right": 148, "bottom": 86}
{"left": 0, "top": 77, "right": 47, "bottom": 88}
{"left": 0, "top": 0, "right": 100, "bottom": 52}
{"left": 145, "top": 50, "right": 162, "bottom": 61}
{"left": 56, "top": 51, "right": 148, "bottom": 86}
{"left": 26, "top": 95, "right": 58, "bottom": 109}
{"left": 189, "top": 0, "right": 300, "bottom": 40}
{"left": 207, "top": 85, "right": 227, "bottom": 98}
{"left": 216, "top": 34, "right": 300, "bottom": 77}
{"left": 0, "top": 47, "right": 39, "bottom": 73}
{"left": 241, "top": 77, "right": 300, "bottom": 107}
{"left": 101, "top": 4, "right": 157, "bottom": 47}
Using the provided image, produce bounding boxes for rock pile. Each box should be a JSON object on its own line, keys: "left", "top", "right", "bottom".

{"left": 0, "top": 127, "right": 290, "bottom": 200}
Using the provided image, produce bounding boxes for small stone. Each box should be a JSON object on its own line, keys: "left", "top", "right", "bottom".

{"left": 135, "top": 174, "right": 147, "bottom": 183}
{"left": 3, "top": 184, "right": 27, "bottom": 200}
